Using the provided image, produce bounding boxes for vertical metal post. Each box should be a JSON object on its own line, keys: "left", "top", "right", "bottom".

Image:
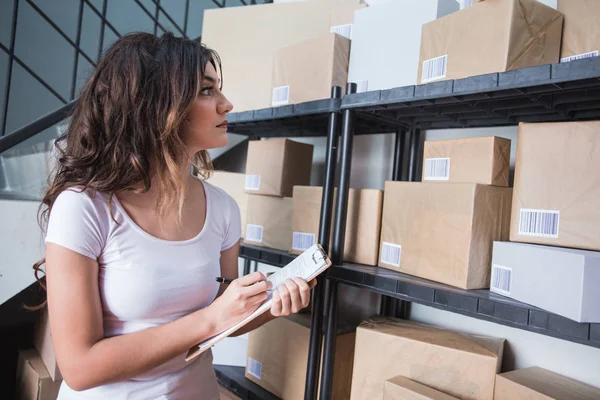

{"left": 408, "top": 127, "right": 423, "bottom": 182}
{"left": 304, "top": 86, "right": 342, "bottom": 400}
{"left": 319, "top": 82, "right": 357, "bottom": 400}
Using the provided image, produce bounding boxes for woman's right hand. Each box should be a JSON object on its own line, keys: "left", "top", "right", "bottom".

{"left": 208, "top": 271, "right": 272, "bottom": 332}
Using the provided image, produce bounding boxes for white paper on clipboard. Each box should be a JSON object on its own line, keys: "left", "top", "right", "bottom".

{"left": 185, "top": 244, "right": 331, "bottom": 361}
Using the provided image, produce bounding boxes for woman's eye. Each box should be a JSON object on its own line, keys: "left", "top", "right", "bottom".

{"left": 200, "top": 87, "right": 213, "bottom": 96}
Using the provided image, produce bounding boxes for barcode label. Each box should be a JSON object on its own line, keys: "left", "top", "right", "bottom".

{"left": 246, "top": 224, "right": 264, "bottom": 243}
{"left": 272, "top": 85, "right": 290, "bottom": 106}
{"left": 381, "top": 242, "right": 402, "bottom": 267}
{"left": 490, "top": 264, "right": 512, "bottom": 296}
{"left": 518, "top": 209, "right": 560, "bottom": 238}
{"left": 330, "top": 24, "right": 353, "bottom": 40}
{"left": 422, "top": 55, "right": 448, "bottom": 83}
{"left": 292, "top": 232, "right": 316, "bottom": 252}
{"left": 247, "top": 357, "right": 262, "bottom": 380}
{"left": 245, "top": 174, "right": 260, "bottom": 191}
{"left": 423, "top": 158, "right": 450, "bottom": 180}
{"left": 560, "top": 50, "right": 598, "bottom": 63}
{"left": 355, "top": 80, "right": 369, "bottom": 93}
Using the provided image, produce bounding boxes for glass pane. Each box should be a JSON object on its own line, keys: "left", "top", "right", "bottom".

{"left": 5, "top": 63, "right": 63, "bottom": 135}
{"left": 80, "top": 3, "right": 102, "bottom": 62}
{"left": 75, "top": 53, "right": 94, "bottom": 97}
{"left": 0, "top": 0, "right": 14, "bottom": 47}
{"left": 15, "top": 0, "right": 76, "bottom": 101}
{"left": 0, "top": 50, "right": 8, "bottom": 134}
{"left": 186, "top": 0, "right": 221, "bottom": 40}
{"left": 0, "top": 118, "right": 66, "bottom": 200}
{"left": 31, "top": 0, "right": 80, "bottom": 41}
{"left": 160, "top": 0, "right": 186, "bottom": 33}
{"left": 158, "top": 11, "right": 184, "bottom": 37}
{"left": 89, "top": 0, "right": 104, "bottom": 11}
{"left": 106, "top": 0, "right": 155, "bottom": 34}
{"left": 102, "top": 25, "right": 119, "bottom": 53}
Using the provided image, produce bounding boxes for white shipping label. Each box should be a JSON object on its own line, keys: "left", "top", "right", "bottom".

{"left": 247, "top": 357, "right": 262, "bottom": 380}
{"left": 490, "top": 264, "right": 512, "bottom": 296}
{"left": 330, "top": 24, "right": 353, "bottom": 40}
{"left": 422, "top": 55, "right": 448, "bottom": 83}
{"left": 292, "top": 232, "right": 316, "bottom": 252}
{"left": 245, "top": 174, "right": 260, "bottom": 191}
{"left": 423, "top": 158, "right": 450, "bottom": 181}
{"left": 518, "top": 209, "right": 560, "bottom": 238}
{"left": 381, "top": 242, "right": 402, "bottom": 267}
{"left": 272, "top": 85, "right": 290, "bottom": 106}
{"left": 355, "top": 80, "right": 369, "bottom": 93}
{"left": 246, "top": 224, "right": 264, "bottom": 243}
{"left": 560, "top": 50, "right": 598, "bottom": 63}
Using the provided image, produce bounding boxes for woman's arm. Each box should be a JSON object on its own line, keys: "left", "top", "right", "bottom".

{"left": 46, "top": 242, "right": 267, "bottom": 392}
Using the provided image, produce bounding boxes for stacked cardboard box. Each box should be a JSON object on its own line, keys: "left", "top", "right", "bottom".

{"left": 491, "top": 121, "right": 600, "bottom": 323}
{"left": 558, "top": 0, "right": 600, "bottom": 62}
{"left": 384, "top": 376, "right": 459, "bottom": 400}
{"left": 351, "top": 316, "right": 504, "bottom": 400}
{"left": 205, "top": 171, "right": 249, "bottom": 239}
{"left": 244, "top": 139, "right": 314, "bottom": 252}
{"left": 379, "top": 136, "right": 512, "bottom": 289}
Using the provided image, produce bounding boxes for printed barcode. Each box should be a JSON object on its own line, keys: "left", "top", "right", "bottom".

{"left": 560, "top": 50, "right": 598, "bottom": 63}
{"left": 490, "top": 264, "right": 512, "bottom": 296}
{"left": 292, "top": 232, "right": 316, "bottom": 252}
{"left": 246, "top": 224, "right": 264, "bottom": 243}
{"left": 272, "top": 85, "right": 290, "bottom": 106}
{"left": 330, "top": 24, "right": 353, "bottom": 40}
{"left": 423, "top": 158, "right": 450, "bottom": 180}
{"left": 381, "top": 242, "right": 402, "bottom": 267}
{"left": 518, "top": 209, "right": 560, "bottom": 238}
{"left": 247, "top": 357, "right": 262, "bottom": 380}
{"left": 355, "top": 80, "right": 369, "bottom": 93}
{"left": 245, "top": 174, "right": 260, "bottom": 191}
{"left": 422, "top": 55, "right": 448, "bottom": 83}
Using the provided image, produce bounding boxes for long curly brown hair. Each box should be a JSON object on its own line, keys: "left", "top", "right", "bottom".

{"left": 30, "top": 32, "right": 221, "bottom": 308}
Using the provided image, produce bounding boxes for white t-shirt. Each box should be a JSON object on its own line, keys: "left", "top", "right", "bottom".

{"left": 45, "top": 180, "right": 241, "bottom": 400}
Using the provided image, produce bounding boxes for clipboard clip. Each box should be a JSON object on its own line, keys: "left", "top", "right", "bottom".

{"left": 311, "top": 247, "right": 326, "bottom": 264}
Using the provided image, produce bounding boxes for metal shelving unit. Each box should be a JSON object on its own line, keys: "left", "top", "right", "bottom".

{"left": 229, "top": 56, "right": 600, "bottom": 400}
{"left": 214, "top": 365, "right": 281, "bottom": 400}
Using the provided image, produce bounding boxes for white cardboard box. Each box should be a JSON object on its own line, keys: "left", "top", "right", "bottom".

{"left": 490, "top": 241, "right": 600, "bottom": 323}
{"left": 348, "top": 0, "right": 459, "bottom": 92}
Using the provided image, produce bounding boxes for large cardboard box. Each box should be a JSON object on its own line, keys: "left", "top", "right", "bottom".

{"left": 291, "top": 186, "right": 383, "bottom": 265}
{"left": 16, "top": 349, "right": 62, "bottom": 400}
{"left": 272, "top": 33, "right": 350, "bottom": 106}
{"left": 201, "top": 1, "right": 364, "bottom": 111}
{"left": 422, "top": 136, "right": 510, "bottom": 186}
{"left": 417, "top": 0, "right": 563, "bottom": 84}
{"left": 558, "top": 0, "right": 600, "bottom": 62}
{"left": 244, "top": 194, "right": 293, "bottom": 251}
{"left": 246, "top": 314, "right": 355, "bottom": 400}
{"left": 351, "top": 316, "right": 505, "bottom": 400}
{"left": 491, "top": 241, "right": 600, "bottom": 323}
{"left": 205, "top": 171, "right": 248, "bottom": 238}
{"left": 379, "top": 182, "right": 512, "bottom": 289}
{"left": 495, "top": 367, "right": 600, "bottom": 400}
{"left": 473, "top": 0, "right": 557, "bottom": 8}
{"left": 245, "top": 139, "right": 314, "bottom": 198}
{"left": 510, "top": 121, "right": 600, "bottom": 251}
{"left": 384, "top": 376, "right": 459, "bottom": 400}
{"left": 33, "top": 308, "right": 61, "bottom": 382}
{"left": 348, "top": 0, "right": 459, "bottom": 91}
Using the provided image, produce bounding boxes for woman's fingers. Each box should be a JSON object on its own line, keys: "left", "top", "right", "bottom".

{"left": 284, "top": 279, "right": 303, "bottom": 313}
{"left": 293, "top": 277, "right": 311, "bottom": 308}
{"left": 271, "top": 290, "right": 282, "bottom": 316}
{"left": 277, "top": 283, "right": 291, "bottom": 316}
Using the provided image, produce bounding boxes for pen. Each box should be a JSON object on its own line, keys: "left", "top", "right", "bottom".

{"left": 215, "top": 277, "right": 234, "bottom": 284}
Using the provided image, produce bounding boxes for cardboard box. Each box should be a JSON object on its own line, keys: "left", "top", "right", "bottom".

{"left": 422, "top": 136, "right": 510, "bottom": 186}
{"left": 510, "top": 121, "right": 600, "bottom": 251}
{"left": 246, "top": 314, "right": 355, "bottom": 400}
{"left": 491, "top": 241, "right": 600, "bottom": 323}
{"left": 473, "top": 0, "right": 557, "bottom": 8}
{"left": 559, "top": 0, "right": 600, "bottom": 62}
{"left": 205, "top": 171, "right": 248, "bottom": 238}
{"left": 201, "top": 1, "right": 364, "bottom": 111}
{"left": 291, "top": 186, "right": 383, "bottom": 265}
{"left": 495, "top": 367, "right": 600, "bottom": 400}
{"left": 384, "top": 376, "right": 459, "bottom": 400}
{"left": 245, "top": 139, "right": 314, "bottom": 198}
{"left": 16, "top": 349, "right": 62, "bottom": 400}
{"left": 379, "top": 182, "right": 512, "bottom": 289}
{"left": 244, "top": 194, "right": 293, "bottom": 251}
{"left": 33, "top": 308, "right": 61, "bottom": 382}
{"left": 417, "top": 0, "right": 563, "bottom": 83}
{"left": 351, "top": 316, "right": 504, "bottom": 400}
{"left": 272, "top": 33, "right": 350, "bottom": 106}
{"left": 348, "top": 0, "right": 459, "bottom": 91}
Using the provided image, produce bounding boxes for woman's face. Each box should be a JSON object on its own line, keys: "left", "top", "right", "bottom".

{"left": 183, "top": 62, "right": 233, "bottom": 153}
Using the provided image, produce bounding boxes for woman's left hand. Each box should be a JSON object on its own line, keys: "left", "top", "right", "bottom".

{"left": 270, "top": 278, "right": 317, "bottom": 317}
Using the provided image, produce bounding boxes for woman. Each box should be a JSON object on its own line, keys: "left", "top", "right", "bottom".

{"left": 34, "top": 32, "right": 314, "bottom": 399}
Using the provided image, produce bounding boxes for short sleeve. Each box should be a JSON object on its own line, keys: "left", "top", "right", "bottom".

{"left": 45, "top": 189, "right": 106, "bottom": 260}
{"left": 221, "top": 194, "right": 242, "bottom": 251}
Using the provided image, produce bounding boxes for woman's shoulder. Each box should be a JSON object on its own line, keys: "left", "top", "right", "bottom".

{"left": 53, "top": 186, "right": 112, "bottom": 217}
